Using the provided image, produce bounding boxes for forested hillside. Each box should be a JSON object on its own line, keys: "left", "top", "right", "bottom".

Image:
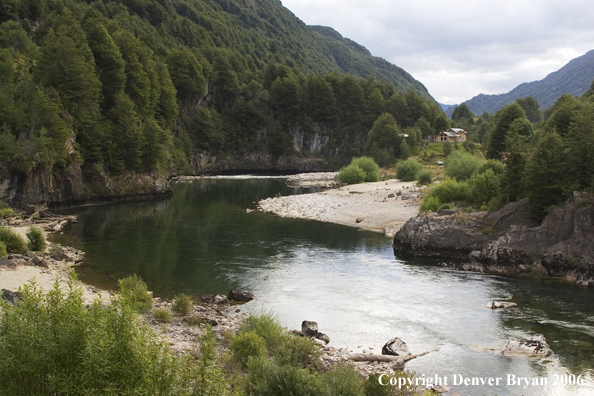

{"left": 0, "top": 0, "right": 445, "bottom": 206}
{"left": 448, "top": 49, "right": 594, "bottom": 116}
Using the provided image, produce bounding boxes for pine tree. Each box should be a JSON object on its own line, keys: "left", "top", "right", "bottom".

{"left": 487, "top": 103, "right": 525, "bottom": 159}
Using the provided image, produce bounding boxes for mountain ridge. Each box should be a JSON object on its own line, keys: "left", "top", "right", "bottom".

{"left": 446, "top": 49, "right": 594, "bottom": 116}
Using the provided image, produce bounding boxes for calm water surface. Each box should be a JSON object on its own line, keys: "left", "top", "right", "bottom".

{"left": 51, "top": 177, "right": 594, "bottom": 396}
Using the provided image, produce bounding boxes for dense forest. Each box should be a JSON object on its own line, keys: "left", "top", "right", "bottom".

{"left": 0, "top": 0, "right": 442, "bottom": 197}
{"left": 437, "top": 81, "right": 594, "bottom": 221}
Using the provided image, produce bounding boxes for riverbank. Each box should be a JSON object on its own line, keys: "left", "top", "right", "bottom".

{"left": 258, "top": 178, "right": 423, "bottom": 237}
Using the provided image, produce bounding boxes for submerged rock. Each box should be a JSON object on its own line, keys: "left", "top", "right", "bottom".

{"left": 486, "top": 301, "right": 517, "bottom": 309}
{"left": 501, "top": 334, "right": 548, "bottom": 355}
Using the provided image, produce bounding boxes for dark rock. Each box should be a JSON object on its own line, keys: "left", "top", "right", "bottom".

{"left": 438, "top": 209, "right": 456, "bottom": 216}
{"left": 382, "top": 337, "right": 411, "bottom": 356}
{"left": 206, "top": 318, "right": 219, "bottom": 326}
{"left": 1, "top": 289, "right": 20, "bottom": 304}
{"left": 26, "top": 251, "right": 49, "bottom": 268}
{"left": 432, "top": 384, "right": 450, "bottom": 393}
{"left": 356, "top": 217, "right": 364, "bottom": 223}
{"left": 392, "top": 193, "right": 594, "bottom": 279}
{"left": 227, "top": 289, "right": 255, "bottom": 302}
{"left": 51, "top": 250, "right": 64, "bottom": 261}
{"left": 396, "top": 191, "right": 402, "bottom": 196}
{"left": 388, "top": 193, "right": 395, "bottom": 198}
{"left": 315, "top": 332, "right": 331, "bottom": 344}
{"left": 302, "top": 320, "right": 318, "bottom": 336}
{"left": 401, "top": 194, "right": 411, "bottom": 200}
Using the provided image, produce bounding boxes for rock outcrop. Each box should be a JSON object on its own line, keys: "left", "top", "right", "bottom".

{"left": 392, "top": 192, "right": 594, "bottom": 283}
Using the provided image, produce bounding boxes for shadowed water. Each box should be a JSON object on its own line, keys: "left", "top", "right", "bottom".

{"left": 50, "top": 177, "right": 594, "bottom": 395}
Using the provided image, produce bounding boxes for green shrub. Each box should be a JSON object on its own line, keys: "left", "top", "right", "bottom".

{"left": 444, "top": 150, "right": 485, "bottom": 181}
{"left": 338, "top": 164, "right": 366, "bottom": 184}
{"left": 417, "top": 169, "right": 433, "bottom": 185}
{"left": 0, "top": 241, "right": 6, "bottom": 258}
{"left": 118, "top": 274, "right": 153, "bottom": 313}
{"left": 471, "top": 168, "right": 501, "bottom": 207}
{"left": 274, "top": 334, "right": 321, "bottom": 368}
{"left": 425, "top": 178, "right": 472, "bottom": 203}
{"left": 0, "top": 226, "right": 27, "bottom": 254}
{"left": 396, "top": 159, "right": 423, "bottom": 181}
{"left": 246, "top": 356, "right": 330, "bottom": 396}
{"left": 419, "top": 195, "right": 441, "bottom": 212}
{"left": 0, "top": 281, "right": 198, "bottom": 395}
{"left": 0, "top": 208, "right": 13, "bottom": 218}
{"left": 25, "top": 226, "right": 46, "bottom": 252}
{"left": 322, "top": 364, "right": 365, "bottom": 396}
{"left": 230, "top": 331, "right": 268, "bottom": 369}
{"left": 476, "top": 159, "right": 505, "bottom": 176}
{"left": 153, "top": 308, "right": 172, "bottom": 322}
{"left": 437, "top": 203, "right": 453, "bottom": 211}
{"left": 172, "top": 293, "right": 193, "bottom": 316}
{"left": 351, "top": 157, "right": 380, "bottom": 182}
{"left": 239, "top": 312, "right": 284, "bottom": 353}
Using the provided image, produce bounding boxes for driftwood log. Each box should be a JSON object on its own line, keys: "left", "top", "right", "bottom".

{"left": 346, "top": 351, "right": 432, "bottom": 369}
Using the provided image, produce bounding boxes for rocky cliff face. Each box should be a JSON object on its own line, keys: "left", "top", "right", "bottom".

{"left": 392, "top": 193, "right": 594, "bottom": 284}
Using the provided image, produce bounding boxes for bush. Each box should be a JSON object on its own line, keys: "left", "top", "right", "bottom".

{"left": 476, "top": 159, "right": 505, "bottom": 176}
{"left": 0, "top": 226, "right": 27, "bottom": 254}
{"left": 396, "top": 159, "right": 423, "bottom": 181}
{"left": 417, "top": 169, "right": 433, "bottom": 185}
{"left": 0, "top": 281, "right": 198, "bottom": 395}
{"left": 471, "top": 168, "right": 501, "bottom": 207}
{"left": 239, "top": 312, "right": 284, "bottom": 353}
{"left": 172, "top": 293, "right": 193, "bottom": 316}
{"left": 0, "top": 241, "right": 6, "bottom": 258}
{"left": 274, "top": 334, "right": 321, "bottom": 368}
{"left": 338, "top": 164, "right": 365, "bottom": 184}
{"left": 444, "top": 150, "right": 485, "bottom": 181}
{"left": 0, "top": 208, "right": 13, "bottom": 218}
{"left": 118, "top": 274, "right": 153, "bottom": 313}
{"left": 351, "top": 157, "right": 380, "bottom": 182}
{"left": 322, "top": 364, "right": 365, "bottom": 396}
{"left": 153, "top": 307, "right": 172, "bottom": 322}
{"left": 419, "top": 195, "right": 441, "bottom": 212}
{"left": 230, "top": 331, "right": 268, "bottom": 369}
{"left": 25, "top": 226, "right": 46, "bottom": 252}
{"left": 443, "top": 140, "right": 453, "bottom": 156}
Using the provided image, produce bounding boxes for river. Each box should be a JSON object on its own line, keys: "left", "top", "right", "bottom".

{"left": 50, "top": 177, "right": 594, "bottom": 396}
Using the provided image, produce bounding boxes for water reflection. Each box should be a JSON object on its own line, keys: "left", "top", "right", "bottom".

{"left": 50, "top": 178, "right": 594, "bottom": 395}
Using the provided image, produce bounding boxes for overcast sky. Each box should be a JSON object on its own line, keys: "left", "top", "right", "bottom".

{"left": 281, "top": 0, "right": 594, "bottom": 104}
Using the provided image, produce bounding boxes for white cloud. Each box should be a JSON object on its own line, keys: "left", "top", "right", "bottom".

{"left": 281, "top": 0, "right": 594, "bottom": 104}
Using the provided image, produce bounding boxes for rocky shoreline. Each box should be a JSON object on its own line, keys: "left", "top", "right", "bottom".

{"left": 392, "top": 192, "right": 594, "bottom": 286}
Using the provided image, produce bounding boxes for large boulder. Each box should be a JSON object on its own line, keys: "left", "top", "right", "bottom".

{"left": 1, "top": 289, "right": 20, "bottom": 304}
{"left": 301, "top": 320, "right": 318, "bottom": 336}
{"left": 227, "top": 289, "right": 255, "bottom": 302}
{"left": 382, "top": 337, "right": 411, "bottom": 356}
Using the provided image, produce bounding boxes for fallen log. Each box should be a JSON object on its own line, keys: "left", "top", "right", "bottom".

{"left": 346, "top": 350, "right": 432, "bottom": 363}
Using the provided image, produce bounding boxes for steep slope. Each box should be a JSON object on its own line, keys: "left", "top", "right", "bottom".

{"left": 447, "top": 49, "right": 594, "bottom": 116}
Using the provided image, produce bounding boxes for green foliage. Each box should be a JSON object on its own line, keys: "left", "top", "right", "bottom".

{"left": 470, "top": 169, "right": 501, "bottom": 207}
{"left": 0, "top": 208, "right": 12, "bottom": 217}
{"left": 230, "top": 331, "right": 268, "bottom": 369}
{"left": 0, "top": 226, "right": 27, "bottom": 254}
{"left": 172, "top": 293, "right": 193, "bottom": 316}
{"left": 25, "top": 226, "right": 46, "bottom": 251}
{"left": 0, "top": 282, "right": 198, "bottom": 395}
{"left": 239, "top": 312, "right": 285, "bottom": 354}
{"left": 118, "top": 274, "right": 153, "bottom": 313}
{"left": 338, "top": 163, "right": 366, "bottom": 185}
{"left": 515, "top": 96, "right": 542, "bottom": 123}
{"left": 442, "top": 140, "right": 453, "bottom": 157}
{"left": 417, "top": 169, "right": 433, "bottom": 185}
{"left": 274, "top": 334, "right": 321, "bottom": 368}
{"left": 476, "top": 159, "right": 505, "bottom": 177}
{"left": 451, "top": 103, "right": 475, "bottom": 122}
{"left": 422, "top": 178, "right": 472, "bottom": 208}
{"left": 444, "top": 150, "right": 485, "bottom": 181}
{"left": 396, "top": 159, "right": 423, "bottom": 181}
{"left": 152, "top": 307, "right": 172, "bottom": 322}
{"left": 351, "top": 157, "right": 380, "bottom": 182}
{"left": 487, "top": 103, "right": 526, "bottom": 159}
{"left": 322, "top": 364, "right": 365, "bottom": 396}
{"left": 565, "top": 103, "right": 594, "bottom": 190}
{"left": 0, "top": 241, "right": 6, "bottom": 258}
{"left": 525, "top": 132, "right": 569, "bottom": 221}
{"left": 419, "top": 195, "right": 441, "bottom": 212}
{"left": 365, "top": 113, "right": 403, "bottom": 166}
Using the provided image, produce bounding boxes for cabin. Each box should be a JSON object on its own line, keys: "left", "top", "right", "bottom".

{"left": 430, "top": 128, "right": 467, "bottom": 143}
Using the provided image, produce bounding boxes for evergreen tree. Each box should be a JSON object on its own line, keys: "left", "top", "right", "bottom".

{"left": 515, "top": 96, "right": 542, "bottom": 123}
{"left": 565, "top": 104, "right": 594, "bottom": 190}
{"left": 304, "top": 74, "right": 336, "bottom": 123}
{"left": 451, "top": 103, "right": 474, "bottom": 122}
{"left": 364, "top": 113, "right": 403, "bottom": 166}
{"left": 501, "top": 131, "right": 529, "bottom": 203}
{"left": 166, "top": 48, "right": 205, "bottom": 104}
{"left": 487, "top": 103, "right": 525, "bottom": 159}
{"left": 433, "top": 114, "right": 449, "bottom": 133}
{"left": 338, "top": 75, "right": 364, "bottom": 125}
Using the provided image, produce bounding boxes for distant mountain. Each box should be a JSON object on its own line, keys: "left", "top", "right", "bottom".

{"left": 447, "top": 49, "right": 594, "bottom": 116}
{"left": 439, "top": 103, "right": 457, "bottom": 112}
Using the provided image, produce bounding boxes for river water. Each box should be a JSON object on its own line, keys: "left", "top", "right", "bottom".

{"left": 50, "top": 177, "right": 594, "bottom": 396}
